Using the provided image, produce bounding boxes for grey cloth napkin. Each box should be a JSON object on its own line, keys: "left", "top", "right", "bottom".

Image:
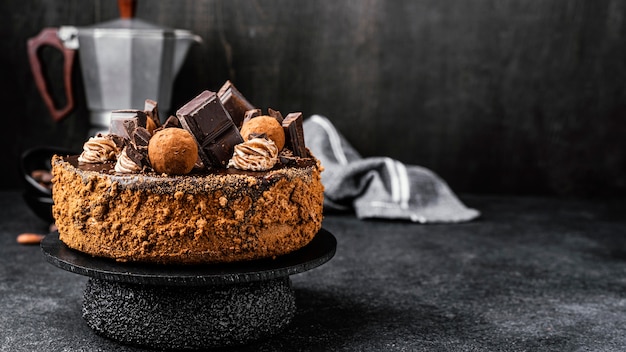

{"left": 303, "top": 115, "right": 480, "bottom": 223}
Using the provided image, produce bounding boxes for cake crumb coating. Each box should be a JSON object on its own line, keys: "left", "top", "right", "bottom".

{"left": 51, "top": 155, "right": 324, "bottom": 264}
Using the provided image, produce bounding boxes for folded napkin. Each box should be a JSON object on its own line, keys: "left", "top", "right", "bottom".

{"left": 303, "top": 115, "right": 480, "bottom": 223}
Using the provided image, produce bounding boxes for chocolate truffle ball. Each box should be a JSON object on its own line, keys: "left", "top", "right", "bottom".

{"left": 240, "top": 115, "right": 285, "bottom": 151}
{"left": 148, "top": 128, "right": 198, "bottom": 175}
{"left": 146, "top": 117, "right": 157, "bottom": 134}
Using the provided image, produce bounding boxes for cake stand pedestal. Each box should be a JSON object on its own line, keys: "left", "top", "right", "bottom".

{"left": 41, "top": 229, "right": 336, "bottom": 350}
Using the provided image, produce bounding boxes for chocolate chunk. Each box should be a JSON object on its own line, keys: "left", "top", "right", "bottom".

{"left": 279, "top": 149, "right": 299, "bottom": 166}
{"left": 144, "top": 99, "right": 161, "bottom": 127}
{"left": 125, "top": 144, "right": 150, "bottom": 168}
{"left": 109, "top": 110, "right": 147, "bottom": 141}
{"left": 242, "top": 109, "right": 262, "bottom": 125}
{"left": 268, "top": 108, "right": 284, "bottom": 124}
{"left": 177, "top": 90, "right": 244, "bottom": 168}
{"left": 282, "top": 112, "right": 307, "bottom": 157}
{"left": 133, "top": 127, "right": 152, "bottom": 149}
{"left": 108, "top": 134, "right": 126, "bottom": 150}
{"left": 249, "top": 132, "right": 268, "bottom": 140}
{"left": 217, "top": 80, "right": 255, "bottom": 129}
{"left": 162, "top": 115, "right": 180, "bottom": 129}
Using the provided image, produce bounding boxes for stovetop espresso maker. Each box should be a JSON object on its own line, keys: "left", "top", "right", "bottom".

{"left": 28, "top": 0, "right": 201, "bottom": 134}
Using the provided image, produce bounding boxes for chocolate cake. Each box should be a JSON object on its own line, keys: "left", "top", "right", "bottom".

{"left": 51, "top": 83, "right": 324, "bottom": 264}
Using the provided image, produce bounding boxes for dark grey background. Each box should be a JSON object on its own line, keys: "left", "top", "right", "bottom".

{"left": 2, "top": 0, "right": 625, "bottom": 196}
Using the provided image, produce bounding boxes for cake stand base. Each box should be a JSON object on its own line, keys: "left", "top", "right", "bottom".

{"left": 83, "top": 277, "right": 295, "bottom": 350}
{"left": 41, "top": 229, "right": 336, "bottom": 350}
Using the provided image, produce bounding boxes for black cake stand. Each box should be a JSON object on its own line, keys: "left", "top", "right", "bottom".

{"left": 41, "top": 229, "right": 336, "bottom": 350}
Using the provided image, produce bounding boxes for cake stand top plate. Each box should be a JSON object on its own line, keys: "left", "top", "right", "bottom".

{"left": 41, "top": 229, "right": 336, "bottom": 286}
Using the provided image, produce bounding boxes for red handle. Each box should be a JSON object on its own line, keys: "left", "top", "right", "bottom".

{"left": 118, "top": 0, "right": 137, "bottom": 19}
{"left": 27, "top": 28, "right": 75, "bottom": 122}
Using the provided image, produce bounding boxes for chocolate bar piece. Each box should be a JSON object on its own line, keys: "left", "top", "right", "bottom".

{"left": 144, "top": 99, "right": 161, "bottom": 127}
{"left": 282, "top": 112, "right": 307, "bottom": 157}
{"left": 125, "top": 143, "right": 150, "bottom": 168}
{"left": 217, "top": 80, "right": 255, "bottom": 129}
{"left": 126, "top": 127, "right": 152, "bottom": 168}
{"left": 133, "top": 127, "right": 152, "bottom": 149}
{"left": 242, "top": 109, "right": 261, "bottom": 125}
{"left": 109, "top": 110, "right": 147, "bottom": 141}
{"left": 108, "top": 134, "right": 126, "bottom": 150}
{"left": 177, "top": 90, "right": 243, "bottom": 168}
{"left": 268, "top": 108, "right": 283, "bottom": 124}
{"left": 248, "top": 132, "right": 268, "bottom": 140}
{"left": 162, "top": 115, "right": 180, "bottom": 129}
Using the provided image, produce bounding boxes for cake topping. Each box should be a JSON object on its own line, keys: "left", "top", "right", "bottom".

{"left": 240, "top": 115, "right": 286, "bottom": 151}
{"left": 148, "top": 128, "right": 199, "bottom": 175}
{"left": 133, "top": 127, "right": 152, "bottom": 149}
{"left": 217, "top": 80, "right": 256, "bottom": 129}
{"left": 108, "top": 134, "right": 126, "bottom": 150}
{"left": 68, "top": 83, "right": 314, "bottom": 176}
{"left": 78, "top": 134, "right": 119, "bottom": 163}
{"left": 162, "top": 115, "right": 181, "bottom": 129}
{"left": 146, "top": 117, "right": 157, "bottom": 134}
{"left": 114, "top": 146, "right": 142, "bottom": 173}
{"left": 228, "top": 136, "right": 279, "bottom": 171}
{"left": 177, "top": 90, "right": 243, "bottom": 168}
{"left": 243, "top": 109, "right": 261, "bottom": 125}
{"left": 144, "top": 99, "right": 161, "bottom": 134}
{"left": 282, "top": 112, "right": 307, "bottom": 157}
{"left": 127, "top": 142, "right": 151, "bottom": 169}
{"left": 268, "top": 108, "right": 284, "bottom": 124}
{"left": 109, "top": 110, "right": 148, "bottom": 141}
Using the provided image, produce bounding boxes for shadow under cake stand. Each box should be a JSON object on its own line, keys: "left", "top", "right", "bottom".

{"left": 41, "top": 229, "right": 336, "bottom": 350}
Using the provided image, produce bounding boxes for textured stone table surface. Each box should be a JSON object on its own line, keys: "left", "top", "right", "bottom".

{"left": 1, "top": 190, "right": 625, "bottom": 351}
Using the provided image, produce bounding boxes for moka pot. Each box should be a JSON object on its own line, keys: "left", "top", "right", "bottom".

{"left": 27, "top": 0, "right": 201, "bottom": 133}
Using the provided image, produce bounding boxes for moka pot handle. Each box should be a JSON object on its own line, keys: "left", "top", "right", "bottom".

{"left": 27, "top": 27, "right": 76, "bottom": 122}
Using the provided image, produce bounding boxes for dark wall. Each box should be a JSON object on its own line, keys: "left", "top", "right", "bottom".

{"left": 2, "top": 0, "right": 625, "bottom": 196}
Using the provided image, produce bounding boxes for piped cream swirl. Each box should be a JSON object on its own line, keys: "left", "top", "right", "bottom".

{"left": 78, "top": 135, "right": 119, "bottom": 163}
{"left": 114, "top": 147, "right": 142, "bottom": 173}
{"left": 228, "top": 137, "right": 279, "bottom": 171}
